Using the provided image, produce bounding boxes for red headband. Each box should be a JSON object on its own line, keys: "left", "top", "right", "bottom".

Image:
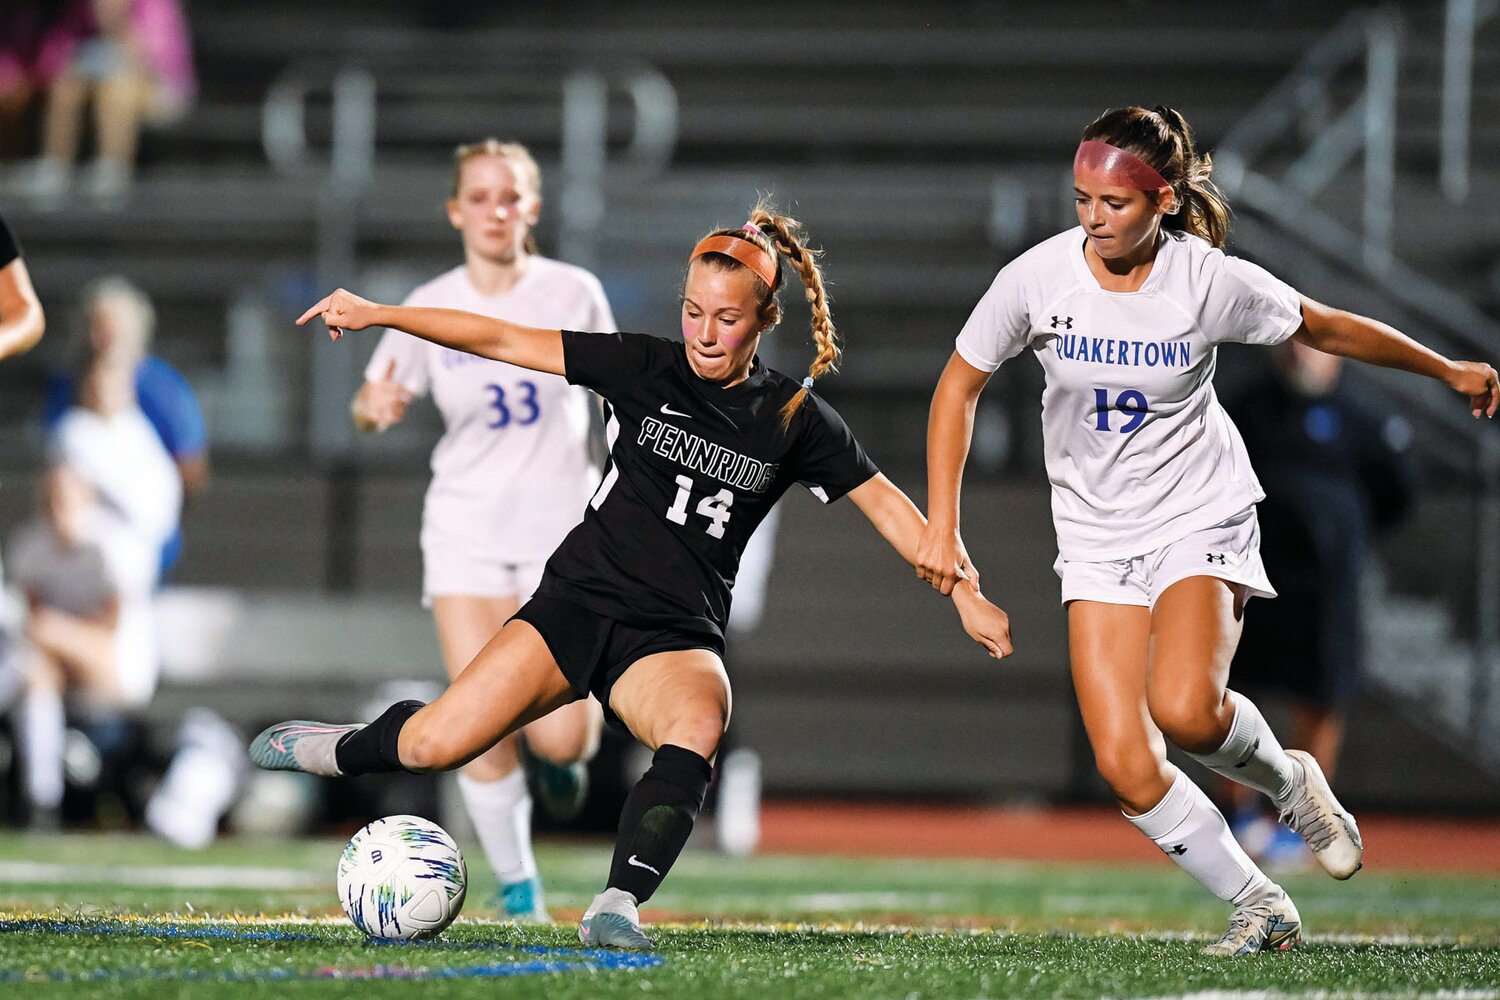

{"left": 690, "top": 234, "right": 779, "bottom": 290}
{"left": 1074, "top": 140, "right": 1170, "bottom": 191}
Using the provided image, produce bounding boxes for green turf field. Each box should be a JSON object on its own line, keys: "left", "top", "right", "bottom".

{"left": 1, "top": 830, "right": 1497, "bottom": 998}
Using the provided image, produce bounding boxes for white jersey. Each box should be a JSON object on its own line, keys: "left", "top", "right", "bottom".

{"left": 51, "top": 406, "right": 183, "bottom": 553}
{"left": 955, "top": 227, "right": 1303, "bottom": 561}
{"left": 366, "top": 258, "right": 616, "bottom": 562}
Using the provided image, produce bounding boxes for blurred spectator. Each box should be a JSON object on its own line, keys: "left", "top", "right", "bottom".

{"left": 1225, "top": 339, "right": 1417, "bottom": 864}
{"left": 45, "top": 277, "right": 207, "bottom": 577}
{"left": 0, "top": 1, "right": 64, "bottom": 161}
{"left": 17, "top": 0, "right": 195, "bottom": 205}
{"left": 0, "top": 213, "right": 47, "bottom": 359}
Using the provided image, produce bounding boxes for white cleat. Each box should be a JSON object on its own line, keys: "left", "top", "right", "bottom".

{"left": 1202, "top": 882, "right": 1302, "bottom": 957}
{"left": 578, "top": 887, "right": 654, "bottom": 951}
{"left": 1278, "top": 750, "right": 1363, "bottom": 879}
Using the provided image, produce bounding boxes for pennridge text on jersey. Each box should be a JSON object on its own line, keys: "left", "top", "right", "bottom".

{"left": 637, "top": 415, "right": 779, "bottom": 493}
{"left": 1050, "top": 333, "right": 1193, "bottom": 368}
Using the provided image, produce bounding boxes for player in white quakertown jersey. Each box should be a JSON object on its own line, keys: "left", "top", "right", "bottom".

{"left": 920, "top": 106, "right": 1498, "bottom": 958}
{"left": 955, "top": 224, "right": 1300, "bottom": 562}
{"left": 350, "top": 140, "right": 610, "bottom": 923}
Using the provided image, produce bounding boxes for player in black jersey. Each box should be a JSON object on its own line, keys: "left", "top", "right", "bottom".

{"left": 0, "top": 214, "right": 47, "bottom": 360}
{"left": 250, "top": 203, "right": 1013, "bottom": 950}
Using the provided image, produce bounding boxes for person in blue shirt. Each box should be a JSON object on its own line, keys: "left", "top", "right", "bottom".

{"left": 43, "top": 278, "right": 207, "bottom": 577}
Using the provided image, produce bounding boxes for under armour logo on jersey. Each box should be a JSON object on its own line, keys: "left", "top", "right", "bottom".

{"left": 1206, "top": 553, "right": 1228, "bottom": 565}
{"left": 1163, "top": 844, "right": 1188, "bottom": 856}
{"left": 660, "top": 403, "right": 692, "bottom": 418}
{"left": 1050, "top": 315, "right": 1073, "bottom": 329}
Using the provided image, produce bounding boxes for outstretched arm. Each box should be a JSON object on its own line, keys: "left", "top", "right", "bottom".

{"left": 1295, "top": 296, "right": 1498, "bottom": 419}
{"left": 298, "top": 288, "right": 566, "bottom": 377}
{"left": 915, "top": 352, "right": 993, "bottom": 595}
{"left": 848, "top": 473, "right": 1014, "bottom": 659}
{"left": 0, "top": 258, "right": 45, "bottom": 361}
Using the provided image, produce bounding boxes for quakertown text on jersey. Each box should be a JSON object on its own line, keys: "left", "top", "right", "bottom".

{"left": 1050, "top": 334, "right": 1193, "bottom": 369}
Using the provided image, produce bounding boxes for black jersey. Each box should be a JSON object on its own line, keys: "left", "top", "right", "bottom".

{"left": 0, "top": 216, "right": 20, "bottom": 269}
{"left": 535, "top": 330, "right": 879, "bottom": 638}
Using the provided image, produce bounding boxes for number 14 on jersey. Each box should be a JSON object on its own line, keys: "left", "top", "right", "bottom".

{"left": 666, "top": 475, "right": 734, "bottom": 538}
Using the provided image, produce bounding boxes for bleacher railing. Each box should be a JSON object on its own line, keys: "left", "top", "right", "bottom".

{"left": 1213, "top": 5, "right": 1500, "bottom": 772}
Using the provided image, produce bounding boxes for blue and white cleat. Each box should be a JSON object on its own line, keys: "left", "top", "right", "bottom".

{"left": 578, "top": 887, "right": 654, "bottom": 951}
{"left": 495, "top": 876, "right": 549, "bottom": 922}
{"left": 248, "top": 720, "right": 360, "bottom": 777}
{"left": 1202, "top": 882, "right": 1302, "bottom": 956}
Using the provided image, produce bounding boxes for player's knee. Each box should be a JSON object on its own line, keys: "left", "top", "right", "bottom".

{"left": 1148, "top": 693, "right": 1226, "bottom": 755}
{"left": 526, "top": 719, "right": 597, "bottom": 765}
{"left": 399, "top": 717, "right": 466, "bottom": 774}
{"left": 656, "top": 706, "right": 727, "bottom": 761}
{"left": 1091, "top": 745, "right": 1162, "bottom": 802}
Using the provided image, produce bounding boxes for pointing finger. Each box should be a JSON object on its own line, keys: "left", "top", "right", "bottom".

{"left": 297, "top": 296, "right": 331, "bottom": 326}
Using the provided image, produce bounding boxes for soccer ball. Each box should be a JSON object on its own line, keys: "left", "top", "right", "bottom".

{"left": 336, "top": 814, "right": 467, "bottom": 940}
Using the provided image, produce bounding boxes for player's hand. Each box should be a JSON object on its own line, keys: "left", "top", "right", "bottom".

{"left": 297, "top": 288, "right": 382, "bottom": 341}
{"left": 915, "top": 523, "right": 980, "bottom": 596}
{"left": 353, "top": 359, "right": 412, "bottom": 432}
{"left": 1446, "top": 360, "right": 1499, "bottom": 419}
{"left": 955, "top": 590, "right": 1013, "bottom": 660}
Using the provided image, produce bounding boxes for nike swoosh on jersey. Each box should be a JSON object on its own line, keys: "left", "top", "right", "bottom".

{"left": 626, "top": 854, "right": 661, "bottom": 875}
{"left": 660, "top": 404, "right": 692, "bottom": 418}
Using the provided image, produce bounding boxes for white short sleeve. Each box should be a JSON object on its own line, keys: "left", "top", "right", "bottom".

{"left": 364, "top": 328, "right": 431, "bottom": 397}
{"left": 1202, "top": 256, "right": 1304, "bottom": 347}
{"left": 954, "top": 264, "right": 1034, "bottom": 373}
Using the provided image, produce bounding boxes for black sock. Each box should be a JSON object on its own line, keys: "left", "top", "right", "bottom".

{"left": 333, "top": 700, "right": 424, "bottom": 775}
{"left": 607, "top": 744, "right": 713, "bottom": 904}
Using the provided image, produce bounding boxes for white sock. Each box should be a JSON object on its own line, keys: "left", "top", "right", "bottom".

{"left": 17, "top": 685, "right": 65, "bottom": 811}
{"left": 456, "top": 769, "right": 537, "bottom": 885}
{"left": 1127, "top": 768, "right": 1267, "bottom": 904}
{"left": 1190, "top": 690, "right": 1299, "bottom": 805}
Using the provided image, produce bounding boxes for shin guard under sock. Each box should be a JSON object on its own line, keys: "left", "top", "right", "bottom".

{"left": 607, "top": 744, "right": 713, "bottom": 904}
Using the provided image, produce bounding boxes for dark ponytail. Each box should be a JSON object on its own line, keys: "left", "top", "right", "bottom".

{"left": 1082, "top": 106, "right": 1232, "bottom": 248}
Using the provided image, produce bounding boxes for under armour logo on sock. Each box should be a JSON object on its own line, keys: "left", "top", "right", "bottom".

{"left": 1162, "top": 844, "right": 1188, "bottom": 856}
{"left": 1233, "top": 737, "right": 1261, "bottom": 768}
{"left": 626, "top": 854, "right": 661, "bottom": 876}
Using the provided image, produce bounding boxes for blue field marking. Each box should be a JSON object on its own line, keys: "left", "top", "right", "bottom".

{"left": 0, "top": 917, "right": 664, "bottom": 982}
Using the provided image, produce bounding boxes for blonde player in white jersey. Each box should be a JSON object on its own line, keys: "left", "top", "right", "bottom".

{"left": 351, "top": 140, "right": 612, "bottom": 921}
{"left": 919, "top": 106, "right": 1498, "bottom": 957}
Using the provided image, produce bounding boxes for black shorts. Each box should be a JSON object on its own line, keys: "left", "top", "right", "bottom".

{"left": 511, "top": 596, "right": 726, "bottom": 730}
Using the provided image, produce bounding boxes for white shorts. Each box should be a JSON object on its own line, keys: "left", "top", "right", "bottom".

{"left": 1053, "top": 506, "right": 1276, "bottom": 610}
{"left": 421, "top": 540, "right": 548, "bottom": 607}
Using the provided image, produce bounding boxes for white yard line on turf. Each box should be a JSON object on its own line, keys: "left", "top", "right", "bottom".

{"left": 0, "top": 861, "right": 324, "bottom": 890}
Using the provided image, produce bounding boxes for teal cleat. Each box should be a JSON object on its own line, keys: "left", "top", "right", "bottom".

{"left": 248, "top": 720, "right": 360, "bottom": 777}
{"left": 495, "top": 876, "right": 549, "bottom": 922}
{"left": 578, "top": 888, "right": 654, "bottom": 951}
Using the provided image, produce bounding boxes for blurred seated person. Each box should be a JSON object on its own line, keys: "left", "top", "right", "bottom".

{"left": 8, "top": 465, "right": 166, "bottom": 826}
{"left": 45, "top": 277, "right": 205, "bottom": 577}
{"left": 19, "top": 0, "right": 195, "bottom": 204}
{"left": 1225, "top": 338, "right": 1416, "bottom": 865}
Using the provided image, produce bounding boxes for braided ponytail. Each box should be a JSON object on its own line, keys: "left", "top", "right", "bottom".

{"left": 691, "top": 201, "right": 839, "bottom": 432}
